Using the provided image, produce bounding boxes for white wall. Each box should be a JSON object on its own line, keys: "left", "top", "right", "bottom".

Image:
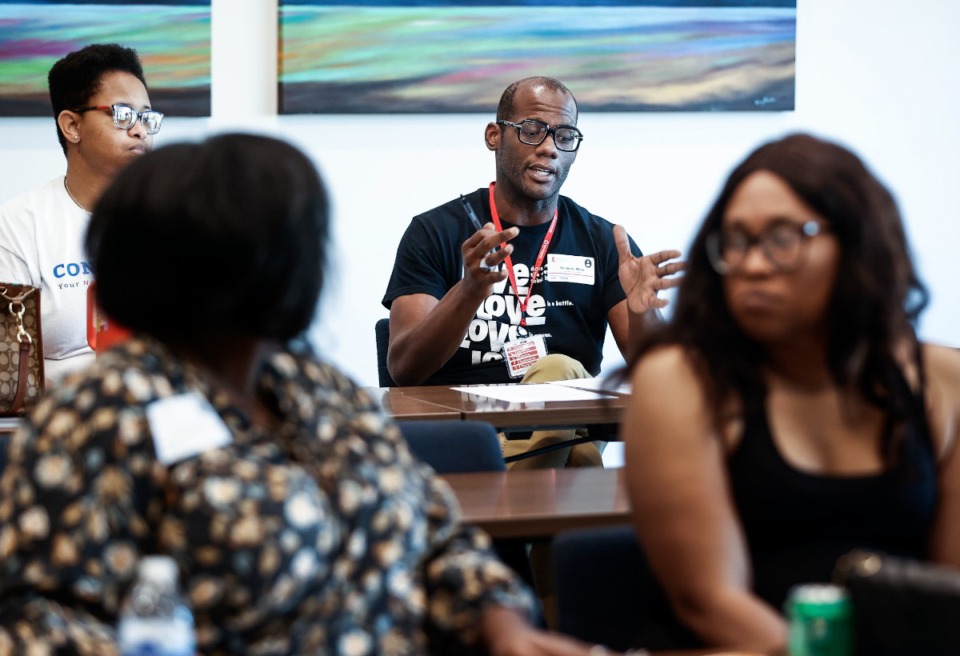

{"left": 2, "top": 0, "right": 958, "bottom": 387}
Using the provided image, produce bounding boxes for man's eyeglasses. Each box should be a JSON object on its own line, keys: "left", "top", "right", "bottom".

{"left": 705, "top": 220, "right": 827, "bottom": 275}
{"left": 72, "top": 104, "right": 164, "bottom": 135}
{"left": 496, "top": 119, "right": 583, "bottom": 152}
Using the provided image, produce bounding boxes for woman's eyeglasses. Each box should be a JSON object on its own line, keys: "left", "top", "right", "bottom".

{"left": 72, "top": 103, "right": 164, "bottom": 135}
{"left": 706, "top": 220, "right": 826, "bottom": 275}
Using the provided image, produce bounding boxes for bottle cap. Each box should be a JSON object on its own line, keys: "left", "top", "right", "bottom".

{"left": 138, "top": 555, "right": 178, "bottom": 586}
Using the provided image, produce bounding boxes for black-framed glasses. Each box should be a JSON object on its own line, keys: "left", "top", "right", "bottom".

{"left": 496, "top": 119, "right": 584, "bottom": 152}
{"left": 705, "top": 220, "right": 827, "bottom": 275}
{"left": 72, "top": 104, "right": 164, "bottom": 135}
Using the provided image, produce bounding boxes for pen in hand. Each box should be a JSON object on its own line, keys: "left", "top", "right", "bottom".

{"left": 460, "top": 195, "right": 502, "bottom": 271}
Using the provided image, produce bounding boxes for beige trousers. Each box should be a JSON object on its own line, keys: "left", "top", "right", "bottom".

{"left": 499, "top": 354, "right": 606, "bottom": 470}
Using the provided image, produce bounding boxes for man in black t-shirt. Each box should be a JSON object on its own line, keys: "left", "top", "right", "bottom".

{"left": 382, "top": 76, "right": 683, "bottom": 467}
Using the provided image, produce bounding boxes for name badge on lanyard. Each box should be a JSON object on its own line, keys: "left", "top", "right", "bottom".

{"left": 502, "top": 334, "right": 549, "bottom": 379}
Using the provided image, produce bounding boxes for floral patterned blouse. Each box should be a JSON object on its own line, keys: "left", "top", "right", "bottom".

{"left": 0, "top": 337, "right": 535, "bottom": 654}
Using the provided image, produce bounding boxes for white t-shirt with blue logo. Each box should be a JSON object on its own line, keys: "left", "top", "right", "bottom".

{"left": 0, "top": 176, "right": 95, "bottom": 382}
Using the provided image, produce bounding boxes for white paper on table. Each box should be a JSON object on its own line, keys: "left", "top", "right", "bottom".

{"left": 548, "top": 377, "right": 632, "bottom": 395}
{"left": 450, "top": 383, "right": 616, "bottom": 403}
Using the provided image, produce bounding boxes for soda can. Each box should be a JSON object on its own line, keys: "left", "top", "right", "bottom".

{"left": 786, "top": 583, "right": 853, "bottom": 656}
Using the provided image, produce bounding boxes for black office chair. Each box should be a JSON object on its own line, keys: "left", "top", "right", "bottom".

{"left": 553, "top": 525, "right": 700, "bottom": 651}
{"left": 398, "top": 420, "right": 504, "bottom": 474}
{"left": 375, "top": 318, "right": 398, "bottom": 387}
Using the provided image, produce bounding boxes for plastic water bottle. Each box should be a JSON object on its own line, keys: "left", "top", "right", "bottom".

{"left": 118, "top": 555, "right": 196, "bottom": 656}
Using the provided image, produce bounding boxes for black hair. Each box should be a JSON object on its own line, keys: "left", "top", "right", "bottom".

{"left": 496, "top": 77, "right": 578, "bottom": 122}
{"left": 634, "top": 133, "right": 929, "bottom": 463}
{"left": 48, "top": 43, "right": 146, "bottom": 153}
{"left": 86, "top": 133, "right": 329, "bottom": 342}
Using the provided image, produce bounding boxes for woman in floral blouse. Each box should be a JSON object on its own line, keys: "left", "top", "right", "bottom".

{"left": 0, "top": 134, "right": 595, "bottom": 655}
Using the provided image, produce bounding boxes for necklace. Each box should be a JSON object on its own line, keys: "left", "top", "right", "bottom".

{"left": 63, "top": 178, "right": 89, "bottom": 212}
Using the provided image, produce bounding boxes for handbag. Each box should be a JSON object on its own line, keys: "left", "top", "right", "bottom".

{"left": 0, "top": 283, "right": 44, "bottom": 416}
{"left": 833, "top": 549, "right": 960, "bottom": 656}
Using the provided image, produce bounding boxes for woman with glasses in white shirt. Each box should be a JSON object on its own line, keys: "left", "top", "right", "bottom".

{"left": 0, "top": 43, "right": 161, "bottom": 383}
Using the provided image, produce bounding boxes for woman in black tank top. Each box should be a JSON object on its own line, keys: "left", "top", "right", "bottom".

{"left": 620, "top": 133, "right": 960, "bottom": 653}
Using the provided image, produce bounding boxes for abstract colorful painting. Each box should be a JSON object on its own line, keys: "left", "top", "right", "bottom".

{"left": 279, "top": 0, "right": 796, "bottom": 114}
{"left": 0, "top": 0, "right": 211, "bottom": 117}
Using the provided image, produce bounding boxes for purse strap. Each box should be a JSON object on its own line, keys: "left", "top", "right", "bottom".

{"left": 10, "top": 342, "right": 31, "bottom": 414}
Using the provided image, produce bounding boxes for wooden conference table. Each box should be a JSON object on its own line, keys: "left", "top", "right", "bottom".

{"left": 371, "top": 381, "right": 634, "bottom": 540}
{"left": 441, "top": 466, "right": 630, "bottom": 540}
{"left": 368, "top": 381, "right": 629, "bottom": 431}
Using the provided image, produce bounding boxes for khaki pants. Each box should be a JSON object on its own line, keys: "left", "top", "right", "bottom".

{"left": 499, "top": 354, "right": 606, "bottom": 470}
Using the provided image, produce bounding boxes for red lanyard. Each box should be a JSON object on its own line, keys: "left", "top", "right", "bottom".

{"left": 488, "top": 182, "right": 558, "bottom": 326}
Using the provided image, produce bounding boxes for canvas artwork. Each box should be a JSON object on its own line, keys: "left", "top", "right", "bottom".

{"left": 0, "top": 0, "right": 211, "bottom": 117}
{"left": 279, "top": 0, "right": 796, "bottom": 114}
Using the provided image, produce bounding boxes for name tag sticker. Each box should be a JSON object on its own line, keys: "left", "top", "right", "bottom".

{"left": 147, "top": 392, "right": 233, "bottom": 465}
{"left": 502, "top": 335, "right": 548, "bottom": 379}
{"left": 545, "top": 254, "right": 595, "bottom": 285}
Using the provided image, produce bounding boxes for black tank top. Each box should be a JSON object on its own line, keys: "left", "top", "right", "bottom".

{"left": 727, "top": 371, "right": 937, "bottom": 610}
